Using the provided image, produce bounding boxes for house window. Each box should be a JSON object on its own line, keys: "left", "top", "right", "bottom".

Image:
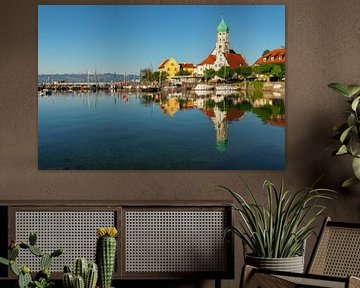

{"left": 219, "top": 45, "right": 222, "bottom": 49}
{"left": 279, "top": 56, "right": 282, "bottom": 60}
{"left": 263, "top": 57, "right": 267, "bottom": 61}
{"left": 271, "top": 56, "right": 275, "bottom": 61}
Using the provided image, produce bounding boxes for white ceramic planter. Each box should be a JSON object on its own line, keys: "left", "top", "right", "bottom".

{"left": 245, "top": 254, "right": 305, "bottom": 273}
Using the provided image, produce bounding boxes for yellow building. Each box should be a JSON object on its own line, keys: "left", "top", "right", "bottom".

{"left": 158, "top": 57, "right": 180, "bottom": 78}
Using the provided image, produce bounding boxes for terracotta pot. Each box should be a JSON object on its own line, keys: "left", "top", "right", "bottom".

{"left": 245, "top": 254, "right": 305, "bottom": 273}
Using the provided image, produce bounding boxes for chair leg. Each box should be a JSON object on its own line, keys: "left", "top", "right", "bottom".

{"left": 240, "top": 265, "right": 255, "bottom": 288}
{"left": 215, "top": 278, "right": 221, "bottom": 288}
{"left": 349, "top": 276, "right": 360, "bottom": 288}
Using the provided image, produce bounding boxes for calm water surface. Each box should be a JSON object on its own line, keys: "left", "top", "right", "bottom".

{"left": 38, "top": 90, "right": 285, "bottom": 170}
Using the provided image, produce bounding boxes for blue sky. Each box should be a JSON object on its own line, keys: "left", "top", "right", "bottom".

{"left": 38, "top": 5, "right": 285, "bottom": 74}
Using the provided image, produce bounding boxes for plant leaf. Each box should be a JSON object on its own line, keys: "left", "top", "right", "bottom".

{"left": 340, "top": 126, "right": 353, "bottom": 143}
{"left": 342, "top": 177, "right": 360, "bottom": 188}
{"left": 352, "top": 157, "right": 360, "bottom": 179}
{"left": 328, "top": 83, "right": 351, "bottom": 97}
{"left": 336, "top": 145, "right": 348, "bottom": 155}
{"left": 347, "top": 85, "right": 360, "bottom": 97}
{"left": 347, "top": 114, "right": 356, "bottom": 127}
{"left": 351, "top": 96, "right": 360, "bottom": 111}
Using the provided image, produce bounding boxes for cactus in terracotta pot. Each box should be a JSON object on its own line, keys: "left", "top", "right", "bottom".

{"left": 96, "top": 227, "right": 118, "bottom": 288}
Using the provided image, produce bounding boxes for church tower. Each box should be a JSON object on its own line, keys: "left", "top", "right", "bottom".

{"left": 215, "top": 18, "right": 230, "bottom": 54}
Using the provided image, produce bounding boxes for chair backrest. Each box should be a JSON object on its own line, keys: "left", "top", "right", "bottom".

{"left": 307, "top": 217, "right": 360, "bottom": 277}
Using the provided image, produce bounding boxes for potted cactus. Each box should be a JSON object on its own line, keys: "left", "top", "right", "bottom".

{"left": 62, "top": 258, "right": 98, "bottom": 288}
{"left": 0, "top": 232, "right": 63, "bottom": 288}
{"left": 96, "top": 227, "right": 118, "bottom": 288}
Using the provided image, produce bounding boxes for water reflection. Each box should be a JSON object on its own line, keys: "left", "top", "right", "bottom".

{"left": 138, "top": 90, "right": 285, "bottom": 152}
{"left": 39, "top": 90, "right": 285, "bottom": 155}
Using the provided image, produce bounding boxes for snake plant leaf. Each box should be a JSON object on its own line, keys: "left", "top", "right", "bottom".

{"left": 342, "top": 177, "right": 360, "bottom": 188}
{"left": 336, "top": 145, "right": 348, "bottom": 155}
{"left": 328, "top": 83, "right": 352, "bottom": 97}
{"left": 351, "top": 96, "right": 360, "bottom": 111}
{"left": 352, "top": 157, "right": 360, "bottom": 179}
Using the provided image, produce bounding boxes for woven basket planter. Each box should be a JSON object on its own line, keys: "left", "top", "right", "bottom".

{"left": 245, "top": 254, "right": 305, "bottom": 273}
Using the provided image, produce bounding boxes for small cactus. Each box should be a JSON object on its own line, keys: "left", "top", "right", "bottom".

{"left": 85, "top": 263, "right": 98, "bottom": 288}
{"left": 74, "top": 275, "right": 85, "bottom": 288}
{"left": 0, "top": 233, "right": 63, "bottom": 288}
{"left": 63, "top": 272, "right": 74, "bottom": 288}
{"left": 63, "top": 259, "right": 98, "bottom": 288}
{"left": 10, "top": 260, "right": 20, "bottom": 276}
{"left": 74, "top": 258, "right": 87, "bottom": 279}
{"left": 96, "top": 227, "right": 118, "bottom": 288}
{"left": 29, "top": 245, "right": 44, "bottom": 257}
{"left": 41, "top": 253, "right": 52, "bottom": 270}
{"left": 29, "top": 232, "right": 37, "bottom": 246}
{"left": 9, "top": 247, "right": 19, "bottom": 260}
{"left": 18, "top": 269, "right": 32, "bottom": 288}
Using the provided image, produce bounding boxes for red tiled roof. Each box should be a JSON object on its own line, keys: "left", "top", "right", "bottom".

{"left": 158, "top": 59, "right": 170, "bottom": 69}
{"left": 225, "top": 109, "right": 245, "bottom": 121}
{"left": 254, "top": 48, "right": 285, "bottom": 65}
{"left": 198, "top": 52, "right": 248, "bottom": 68}
{"left": 198, "top": 55, "right": 216, "bottom": 66}
{"left": 224, "top": 53, "right": 248, "bottom": 68}
{"left": 181, "top": 63, "right": 195, "bottom": 69}
{"left": 200, "top": 108, "right": 245, "bottom": 122}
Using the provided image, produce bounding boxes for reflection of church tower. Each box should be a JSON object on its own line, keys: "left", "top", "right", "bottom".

{"left": 210, "top": 106, "right": 228, "bottom": 153}
{"left": 215, "top": 18, "right": 230, "bottom": 55}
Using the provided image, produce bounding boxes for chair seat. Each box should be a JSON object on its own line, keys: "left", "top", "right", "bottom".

{"left": 277, "top": 275, "right": 346, "bottom": 288}
{"left": 244, "top": 266, "right": 359, "bottom": 288}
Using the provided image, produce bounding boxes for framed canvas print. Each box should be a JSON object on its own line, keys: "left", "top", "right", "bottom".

{"left": 38, "top": 5, "right": 285, "bottom": 170}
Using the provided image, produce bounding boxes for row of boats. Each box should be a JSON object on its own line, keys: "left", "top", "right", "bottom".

{"left": 39, "top": 83, "right": 240, "bottom": 96}
{"left": 194, "top": 83, "right": 240, "bottom": 92}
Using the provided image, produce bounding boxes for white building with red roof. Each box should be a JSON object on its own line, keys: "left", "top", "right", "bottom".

{"left": 195, "top": 18, "right": 248, "bottom": 76}
{"left": 254, "top": 48, "right": 285, "bottom": 65}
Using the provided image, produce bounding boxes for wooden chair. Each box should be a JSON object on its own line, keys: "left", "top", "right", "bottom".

{"left": 241, "top": 217, "right": 360, "bottom": 288}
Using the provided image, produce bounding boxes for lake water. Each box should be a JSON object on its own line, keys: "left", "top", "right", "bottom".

{"left": 38, "top": 90, "right": 285, "bottom": 170}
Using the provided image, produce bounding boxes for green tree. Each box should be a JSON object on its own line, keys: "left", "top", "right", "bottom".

{"left": 216, "top": 66, "right": 234, "bottom": 80}
{"left": 271, "top": 65, "right": 285, "bottom": 79}
{"left": 253, "top": 64, "right": 273, "bottom": 76}
{"left": 176, "top": 69, "right": 191, "bottom": 76}
{"left": 235, "top": 66, "right": 252, "bottom": 78}
{"left": 140, "top": 68, "right": 153, "bottom": 82}
{"left": 262, "top": 49, "right": 270, "bottom": 56}
{"left": 153, "top": 71, "right": 168, "bottom": 82}
{"left": 204, "top": 69, "right": 216, "bottom": 80}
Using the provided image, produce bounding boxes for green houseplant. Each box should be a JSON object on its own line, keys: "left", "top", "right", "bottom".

{"left": 328, "top": 83, "right": 360, "bottom": 187}
{"left": 221, "top": 179, "right": 334, "bottom": 272}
